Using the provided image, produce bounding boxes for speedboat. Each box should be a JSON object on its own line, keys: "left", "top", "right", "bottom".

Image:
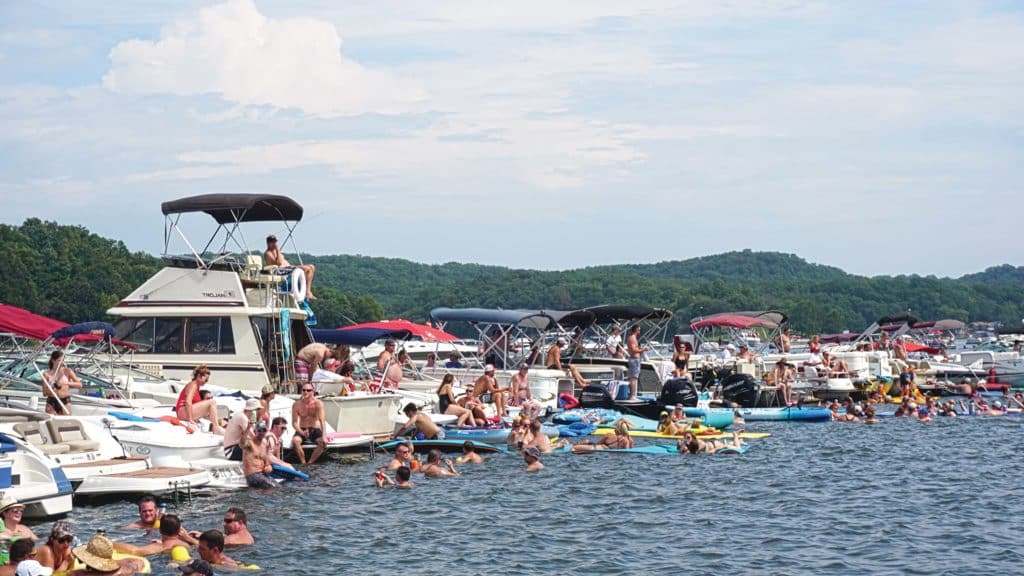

{"left": 0, "top": 434, "right": 72, "bottom": 519}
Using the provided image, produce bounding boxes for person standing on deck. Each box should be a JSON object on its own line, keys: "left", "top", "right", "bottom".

{"left": 626, "top": 325, "right": 646, "bottom": 401}
{"left": 605, "top": 326, "right": 624, "bottom": 358}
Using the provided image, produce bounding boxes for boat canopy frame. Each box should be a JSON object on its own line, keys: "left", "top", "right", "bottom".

{"left": 688, "top": 310, "right": 787, "bottom": 355}
{"left": 160, "top": 194, "right": 307, "bottom": 271}
{"left": 553, "top": 305, "right": 673, "bottom": 361}
{"left": 429, "top": 307, "right": 562, "bottom": 369}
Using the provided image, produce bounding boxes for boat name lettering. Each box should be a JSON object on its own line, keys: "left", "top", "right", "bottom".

{"left": 202, "top": 290, "right": 237, "bottom": 299}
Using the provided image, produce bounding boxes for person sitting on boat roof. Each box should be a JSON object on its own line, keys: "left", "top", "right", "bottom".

{"left": 1, "top": 539, "right": 36, "bottom": 576}
{"left": 114, "top": 514, "right": 191, "bottom": 556}
{"left": 457, "top": 441, "right": 485, "bottom": 464}
{"left": 42, "top": 349, "right": 82, "bottom": 415}
{"left": 197, "top": 530, "right": 238, "bottom": 569}
{"left": 523, "top": 446, "right": 544, "bottom": 473}
{"left": 264, "top": 234, "right": 316, "bottom": 301}
{"left": 545, "top": 339, "right": 565, "bottom": 371}
{"left": 472, "top": 365, "right": 507, "bottom": 419}
{"left": 386, "top": 440, "right": 415, "bottom": 471}
{"left": 395, "top": 403, "right": 444, "bottom": 440}
{"left": 678, "top": 430, "right": 745, "bottom": 454}
{"left": 291, "top": 382, "right": 327, "bottom": 465}
{"left": 0, "top": 497, "right": 36, "bottom": 542}
{"left": 444, "top": 352, "right": 463, "bottom": 369}
{"left": 295, "top": 342, "right": 334, "bottom": 386}
{"left": 420, "top": 449, "right": 460, "bottom": 478}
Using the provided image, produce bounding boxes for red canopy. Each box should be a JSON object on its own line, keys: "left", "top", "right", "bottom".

{"left": 0, "top": 304, "right": 69, "bottom": 341}
{"left": 902, "top": 342, "right": 939, "bottom": 355}
{"left": 340, "top": 319, "right": 458, "bottom": 342}
{"left": 690, "top": 315, "right": 779, "bottom": 331}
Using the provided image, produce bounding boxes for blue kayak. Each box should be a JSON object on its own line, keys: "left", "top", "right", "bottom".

{"left": 686, "top": 406, "right": 831, "bottom": 422}
{"left": 554, "top": 409, "right": 731, "bottom": 431}
{"left": 552, "top": 443, "right": 750, "bottom": 455}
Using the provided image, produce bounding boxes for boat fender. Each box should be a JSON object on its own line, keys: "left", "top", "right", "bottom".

{"left": 289, "top": 268, "right": 307, "bottom": 302}
{"left": 558, "top": 393, "right": 579, "bottom": 410}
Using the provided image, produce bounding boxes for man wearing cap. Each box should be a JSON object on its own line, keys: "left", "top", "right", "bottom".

{"left": 264, "top": 234, "right": 317, "bottom": 300}
{"left": 295, "top": 342, "right": 334, "bottom": 385}
{"left": 222, "top": 398, "right": 260, "bottom": 461}
{"left": 257, "top": 385, "right": 275, "bottom": 427}
{"left": 291, "top": 380, "right": 327, "bottom": 465}
{"left": 13, "top": 559, "right": 52, "bottom": 576}
{"left": 472, "top": 365, "right": 507, "bottom": 418}
{"left": 242, "top": 421, "right": 277, "bottom": 489}
{"left": 523, "top": 446, "right": 544, "bottom": 473}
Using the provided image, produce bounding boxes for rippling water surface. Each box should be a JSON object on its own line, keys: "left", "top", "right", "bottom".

{"left": 53, "top": 416, "right": 1024, "bottom": 575}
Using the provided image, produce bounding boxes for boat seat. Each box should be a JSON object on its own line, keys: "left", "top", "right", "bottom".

{"left": 0, "top": 416, "right": 29, "bottom": 424}
{"left": 241, "top": 254, "right": 284, "bottom": 285}
{"left": 12, "top": 422, "right": 71, "bottom": 455}
{"left": 46, "top": 419, "right": 101, "bottom": 452}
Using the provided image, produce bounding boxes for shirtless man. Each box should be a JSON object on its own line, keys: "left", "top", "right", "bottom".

{"left": 125, "top": 495, "right": 160, "bottom": 530}
{"left": 264, "top": 234, "right": 316, "bottom": 300}
{"left": 458, "top": 441, "right": 485, "bottom": 464}
{"left": 113, "top": 514, "right": 191, "bottom": 556}
{"left": 509, "top": 366, "right": 543, "bottom": 418}
{"left": 772, "top": 358, "right": 794, "bottom": 406}
{"left": 626, "top": 325, "right": 646, "bottom": 400}
{"left": 197, "top": 530, "right": 238, "bottom": 569}
{"left": 523, "top": 446, "right": 544, "bottom": 472}
{"left": 395, "top": 403, "right": 443, "bottom": 440}
{"left": 376, "top": 340, "right": 403, "bottom": 388}
{"left": 386, "top": 441, "right": 414, "bottom": 471}
{"left": 291, "top": 383, "right": 327, "bottom": 464}
{"left": 545, "top": 339, "right": 564, "bottom": 370}
{"left": 420, "top": 449, "right": 460, "bottom": 478}
{"left": 774, "top": 328, "right": 792, "bottom": 353}
{"left": 220, "top": 508, "right": 254, "bottom": 546}
{"left": 295, "top": 342, "right": 333, "bottom": 385}
{"left": 472, "top": 365, "right": 506, "bottom": 418}
{"left": 242, "top": 421, "right": 276, "bottom": 489}
{"left": 526, "top": 419, "right": 568, "bottom": 453}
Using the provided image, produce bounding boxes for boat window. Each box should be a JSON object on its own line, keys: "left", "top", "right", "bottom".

{"left": 154, "top": 318, "right": 184, "bottom": 353}
{"left": 187, "top": 317, "right": 235, "bottom": 354}
{"left": 113, "top": 318, "right": 155, "bottom": 352}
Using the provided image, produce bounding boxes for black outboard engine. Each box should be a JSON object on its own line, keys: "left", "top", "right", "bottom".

{"left": 659, "top": 378, "right": 699, "bottom": 408}
{"left": 720, "top": 373, "right": 759, "bottom": 407}
{"left": 577, "top": 385, "right": 616, "bottom": 410}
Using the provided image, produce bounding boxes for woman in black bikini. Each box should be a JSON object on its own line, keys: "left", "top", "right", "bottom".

{"left": 671, "top": 337, "right": 691, "bottom": 379}
{"left": 437, "top": 374, "right": 477, "bottom": 427}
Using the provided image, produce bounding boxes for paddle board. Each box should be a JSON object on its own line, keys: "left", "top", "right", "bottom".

{"left": 592, "top": 428, "right": 770, "bottom": 440}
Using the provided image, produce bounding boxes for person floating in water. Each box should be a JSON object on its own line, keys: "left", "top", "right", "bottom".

{"left": 677, "top": 430, "right": 746, "bottom": 454}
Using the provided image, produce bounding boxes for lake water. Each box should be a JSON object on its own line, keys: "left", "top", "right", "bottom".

{"left": 47, "top": 415, "right": 1024, "bottom": 575}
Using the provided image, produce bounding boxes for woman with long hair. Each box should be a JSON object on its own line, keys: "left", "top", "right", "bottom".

{"left": 42, "top": 350, "right": 83, "bottom": 415}
{"left": 174, "top": 365, "right": 223, "bottom": 434}
{"left": 437, "top": 374, "right": 477, "bottom": 427}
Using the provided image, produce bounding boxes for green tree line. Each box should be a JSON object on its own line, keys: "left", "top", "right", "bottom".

{"left": 3, "top": 220, "right": 1022, "bottom": 335}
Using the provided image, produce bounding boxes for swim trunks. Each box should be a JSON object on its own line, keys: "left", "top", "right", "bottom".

{"left": 295, "top": 358, "right": 310, "bottom": 380}
{"left": 224, "top": 444, "right": 243, "bottom": 461}
{"left": 300, "top": 427, "right": 323, "bottom": 444}
{"left": 627, "top": 358, "right": 641, "bottom": 379}
{"left": 245, "top": 472, "right": 278, "bottom": 489}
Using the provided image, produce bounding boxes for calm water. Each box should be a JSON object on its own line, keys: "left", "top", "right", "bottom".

{"left": 44, "top": 415, "right": 1024, "bottom": 575}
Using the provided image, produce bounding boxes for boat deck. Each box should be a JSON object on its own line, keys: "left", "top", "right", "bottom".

{"left": 102, "top": 466, "right": 199, "bottom": 478}
{"left": 62, "top": 457, "right": 149, "bottom": 469}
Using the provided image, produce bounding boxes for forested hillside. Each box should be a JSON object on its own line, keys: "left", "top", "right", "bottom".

{"left": 3, "top": 219, "right": 1023, "bottom": 334}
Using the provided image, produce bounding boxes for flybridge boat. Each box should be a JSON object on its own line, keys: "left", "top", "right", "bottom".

{"left": 102, "top": 194, "right": 398, "bottom": 437}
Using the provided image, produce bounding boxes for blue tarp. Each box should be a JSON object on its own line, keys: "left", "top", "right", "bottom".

{"left": 311, "top": 327, "right": 414, "bottom": 347}
{"left": 49, "top": 321, "right": 114, "bottom": 340}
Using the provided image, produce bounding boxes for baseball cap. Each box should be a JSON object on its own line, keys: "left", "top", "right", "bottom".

{"left": 254, "top": 421, "right": 268, "bottom": 433}
{"left": 266, "top": 234, "right": 277, "bottom": 243}
{"left": 523, "top": 446, "right": 541, "bottom": 459}
{"left": 260, "top": 384, "right": 275, "bottom": 396}
{"left": 485, "top": 364, "right": 495, "bottom": 373}
{"left": 244, "top": 398, "right": 261, "bottom": 411}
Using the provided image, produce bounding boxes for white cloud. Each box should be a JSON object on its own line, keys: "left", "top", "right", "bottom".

{"left": 102, "top": 0, "right": 426, "bottom": 116}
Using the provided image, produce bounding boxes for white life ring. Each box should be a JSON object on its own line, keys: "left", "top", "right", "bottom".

{"left": 289, "top": 268, "right": 307, "bottom": 302}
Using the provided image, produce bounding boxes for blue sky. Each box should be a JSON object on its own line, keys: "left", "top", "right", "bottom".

{"left": 1, "top": 0, "right": 1021, "bottom": 277}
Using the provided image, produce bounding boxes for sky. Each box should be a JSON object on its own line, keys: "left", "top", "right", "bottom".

{"left": 1, "top": 0, "right": 1022, "bottom": 278}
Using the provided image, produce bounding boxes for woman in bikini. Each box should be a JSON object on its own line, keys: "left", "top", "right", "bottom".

{"left": 437, "top": 374, "right": 477, "bottom": 427}
{"left": 42, "top": 350, "right": 82, "bottom": 415}
{"left": 671, "top": 337, "right": 691, "bottom": 379}
{"left": 678, "top": 430, "right": 745, "bottom": 454}
{"left": 174, "top": 365, "right": 223, "bottom": 434}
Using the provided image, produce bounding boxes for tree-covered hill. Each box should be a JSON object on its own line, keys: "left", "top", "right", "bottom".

{"left": 4, "top": 219, "right": 1023, "bottom": 335}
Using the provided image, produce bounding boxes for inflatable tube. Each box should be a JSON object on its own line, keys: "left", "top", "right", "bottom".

{"left": 715, "top": 445, "right": 750, "bottom": 455}
{"left": 270, "top": 463, "right": 309, "bottom": 481}
{"left": 289, "top": 268, "right": 307, "bottom": 302}
{"left": 558, "top": 393, "right": 579, "bottom": 410}
{"left": 67, "top": 552, "right": 152, "bottom": 574}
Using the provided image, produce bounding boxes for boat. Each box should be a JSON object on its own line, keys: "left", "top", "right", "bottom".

{"left": 102, "top": 194, "right": 398, "bottom": 437}
{"left": 0, "top": 433, "right": 73, "bottom": 518}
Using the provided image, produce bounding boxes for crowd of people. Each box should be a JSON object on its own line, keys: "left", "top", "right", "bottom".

{"left": 0, "top": 496, "right": 258, "bottom": 576}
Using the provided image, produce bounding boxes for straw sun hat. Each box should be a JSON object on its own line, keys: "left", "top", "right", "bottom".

{"left": 73, "top": 534, "right": 120, "bottom": 572}
{"left": 0, "top": 494, "right": 25, "bottom": 515}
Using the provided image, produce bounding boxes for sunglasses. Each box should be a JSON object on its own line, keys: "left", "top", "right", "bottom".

{"left": 57, "top": 536, "right": 73, "bottom": 544}
{"left": 302, "top": 388, "right": 314, "bottom": 392}
{"left": 223, "top": 518, "right": 237, "bottom": 523}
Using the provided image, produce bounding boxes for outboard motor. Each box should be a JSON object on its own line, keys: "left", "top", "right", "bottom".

{"left": 720, "top": 373, "right": 759, "bottom": 407}
{"left": 578, "top": 385, "right": 616, "bottom": 410}
{"left": 659, "top": 378, "right": 699, "bottom": 408}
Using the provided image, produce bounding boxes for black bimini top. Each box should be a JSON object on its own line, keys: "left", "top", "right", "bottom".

{"left": 582, "top": 305, "right": 673, "bottom": 325}
{"left": 161, "top": 194, "right": 304, "bottom": 224}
